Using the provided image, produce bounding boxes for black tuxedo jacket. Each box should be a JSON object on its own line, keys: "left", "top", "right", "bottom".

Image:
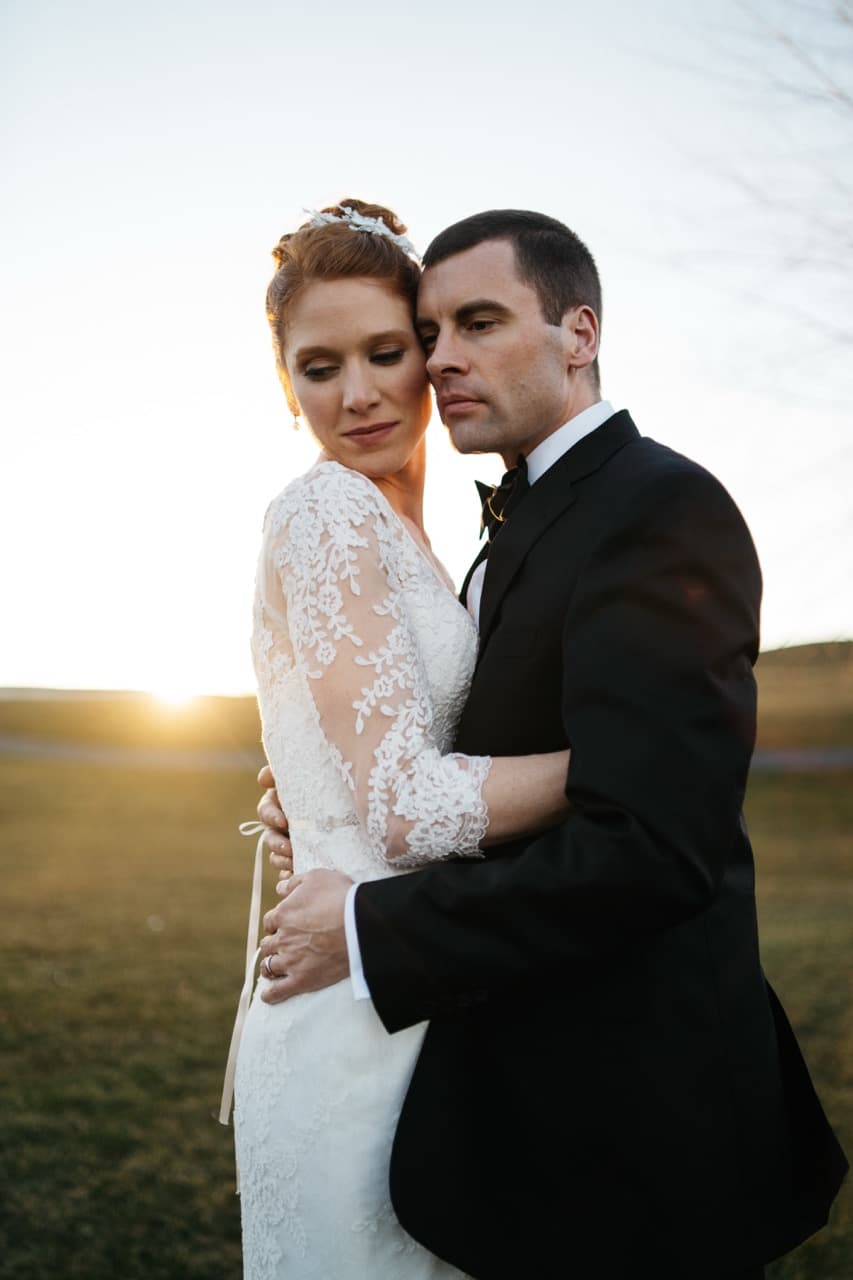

{"left": 355, "top": 412, "right": 847, "bottom": 1278}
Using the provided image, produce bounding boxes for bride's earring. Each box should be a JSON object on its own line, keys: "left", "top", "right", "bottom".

{"left": 292, "top": 414, "right": 301, "bottom": 432}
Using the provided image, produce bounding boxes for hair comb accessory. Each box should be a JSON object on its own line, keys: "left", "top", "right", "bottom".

{"left": 303, "top": 206, "right": 420, "bottom": 261}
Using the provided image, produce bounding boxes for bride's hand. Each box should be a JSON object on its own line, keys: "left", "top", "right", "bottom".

{"left": 257, "top": 763, "right": 294, "bottom": 881}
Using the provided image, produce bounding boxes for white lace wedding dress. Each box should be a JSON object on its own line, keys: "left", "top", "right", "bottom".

{"left": 233, "top": 460, "right": 490, "bottom": 1279}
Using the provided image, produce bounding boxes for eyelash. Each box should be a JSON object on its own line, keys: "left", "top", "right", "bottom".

{"left": 302, "top": 350, "right": 405, "bottom": 380}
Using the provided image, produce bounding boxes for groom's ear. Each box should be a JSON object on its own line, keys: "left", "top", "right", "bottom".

{"left": 562, "top": 304, "right": 599, "bottom": 374}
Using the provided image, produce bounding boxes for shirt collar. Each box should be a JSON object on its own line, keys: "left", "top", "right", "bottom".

{"left": 525, "top": 400, "right": 615, "bottom": 485}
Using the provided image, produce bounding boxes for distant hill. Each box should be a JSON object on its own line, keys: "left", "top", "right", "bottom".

{"left": 756, "top": 640, "right": 853, "bottom": 671}
{"left": 0, "top": 690, "right": 263, "bottom": 752}
{"left": 1, "top": 641, "right": 851, "bottom": 752}
{"left": 755, "top": 641, "right": 852, "bottom": 750}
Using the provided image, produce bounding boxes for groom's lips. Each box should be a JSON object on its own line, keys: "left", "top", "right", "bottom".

{"left": 438, "top": 393, "right": 482, "bottom": 416}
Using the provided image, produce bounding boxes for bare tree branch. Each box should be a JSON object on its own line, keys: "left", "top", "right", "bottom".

{"left": 741, "top": 1, "right": 853, "bottom": 112}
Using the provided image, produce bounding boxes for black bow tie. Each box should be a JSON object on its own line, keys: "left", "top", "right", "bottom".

{"left": 476, "top": 457, "right": 529, "bottom": 541}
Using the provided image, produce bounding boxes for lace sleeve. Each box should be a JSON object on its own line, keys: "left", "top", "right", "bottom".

{"left": 270, "top": 467, "right": 490, "bottom": 866}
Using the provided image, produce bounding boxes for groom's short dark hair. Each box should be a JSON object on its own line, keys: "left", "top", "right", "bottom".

{"left": 423, "top": 209, "right": 602, "bottom": 389}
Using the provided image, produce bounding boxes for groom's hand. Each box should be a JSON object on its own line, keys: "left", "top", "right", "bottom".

{"left": 259, "top": 869, "right": 353, "bottom": 1003}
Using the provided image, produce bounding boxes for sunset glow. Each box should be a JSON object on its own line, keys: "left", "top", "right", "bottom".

{"left": 151, "top": 687, "right": 197, "bottom": 709}
{"left": 3, "top": 0, "right": 850, "bottom": 697}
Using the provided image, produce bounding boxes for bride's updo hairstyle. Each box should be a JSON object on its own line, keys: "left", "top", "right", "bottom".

{"left": 266, "top": 199, "right": 421, "bottom": 412}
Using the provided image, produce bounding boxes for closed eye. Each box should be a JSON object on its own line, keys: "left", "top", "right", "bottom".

{"left": 371, "top": 349, "right": 405, "bottom": 365}
{"left": 303, "top": 364, "right": 337, "bottom": 380}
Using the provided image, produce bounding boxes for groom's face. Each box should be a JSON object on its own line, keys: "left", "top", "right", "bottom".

{"left": 416, "top": 239, "right": 579, "bottom": 464}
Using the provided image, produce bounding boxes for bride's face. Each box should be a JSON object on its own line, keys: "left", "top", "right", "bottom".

{"left": 283, "top": 277, "right": 432, "bottom": 477}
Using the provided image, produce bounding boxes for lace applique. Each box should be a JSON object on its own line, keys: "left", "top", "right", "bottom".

{"left": 234, "top": 995, "right": 470, "bottom": 1278}
{"left": 259, "top": 462, "right": 490, "bottom": 865}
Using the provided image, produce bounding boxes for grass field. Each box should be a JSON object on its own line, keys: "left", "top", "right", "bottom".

{"left": 1, "top": 646, "right": 850, "bottom": 1278}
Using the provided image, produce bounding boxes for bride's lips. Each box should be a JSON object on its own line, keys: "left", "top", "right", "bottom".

{"left": 343, "top": 421, "right": 398, "bottom": 444}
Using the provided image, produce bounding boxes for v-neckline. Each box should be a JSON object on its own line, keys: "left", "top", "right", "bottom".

{"left": 315, "top": 459, "right": 460, "bottom": 600}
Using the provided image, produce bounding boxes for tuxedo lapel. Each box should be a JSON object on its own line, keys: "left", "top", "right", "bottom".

{"left": 476, "top": 411, "right": 639, "bottom": 649}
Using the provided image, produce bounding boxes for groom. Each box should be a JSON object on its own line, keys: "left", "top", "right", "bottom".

{"left": 256, "top": 210, "right": 847, "bottom": 1278}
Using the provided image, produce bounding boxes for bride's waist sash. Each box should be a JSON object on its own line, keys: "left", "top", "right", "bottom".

{"left": 289, "top": 815, "right": 358, "bottom": 833}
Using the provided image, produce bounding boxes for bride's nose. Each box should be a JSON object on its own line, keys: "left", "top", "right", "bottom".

{"left": 342, "top": 362, "right": 381, "bottom": 414}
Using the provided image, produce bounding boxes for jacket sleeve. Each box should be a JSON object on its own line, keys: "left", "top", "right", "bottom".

{"left": 355, "top": 464, "right": 763, "bottom": 1032}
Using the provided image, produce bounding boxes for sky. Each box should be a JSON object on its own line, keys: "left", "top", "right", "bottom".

{"left": 2, "top": 0, "right": 850, "bottom": 696}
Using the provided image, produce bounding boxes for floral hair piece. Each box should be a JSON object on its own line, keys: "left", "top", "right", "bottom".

{"left": 303, "top": 206, "right": 420, "bottom": 262}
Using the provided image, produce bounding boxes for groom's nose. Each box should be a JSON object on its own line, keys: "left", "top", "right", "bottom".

{"left": 426, "top": 329, "right": 468, "bottom": 381}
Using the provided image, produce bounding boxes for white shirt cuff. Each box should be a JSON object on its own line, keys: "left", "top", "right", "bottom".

{"left": 344, "top": 883, "right": 371, "bottom": 1001}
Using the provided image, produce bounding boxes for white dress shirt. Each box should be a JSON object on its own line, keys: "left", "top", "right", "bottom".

{"left": 345, "top": 401, "right": 617, "bottom": 999}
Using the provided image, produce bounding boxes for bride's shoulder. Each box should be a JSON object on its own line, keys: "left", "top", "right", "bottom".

{"left": 263, "top": 460, "right": 386, "bottom": 535}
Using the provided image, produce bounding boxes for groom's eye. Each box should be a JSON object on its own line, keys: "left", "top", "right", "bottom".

{"left": 468, "top": 318, "right": 496, "bottom": 333}
{"left": 418, "top": 331, "right": 437, "bottom": 353}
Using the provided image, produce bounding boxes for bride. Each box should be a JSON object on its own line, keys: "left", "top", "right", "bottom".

{"left": 226, "top": 200, "right": 571, "bottom": 1278}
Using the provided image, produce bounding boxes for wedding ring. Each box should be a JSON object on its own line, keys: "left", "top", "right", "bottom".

{"left": 262, "top": 955, "right": 274, "bottom": 979}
